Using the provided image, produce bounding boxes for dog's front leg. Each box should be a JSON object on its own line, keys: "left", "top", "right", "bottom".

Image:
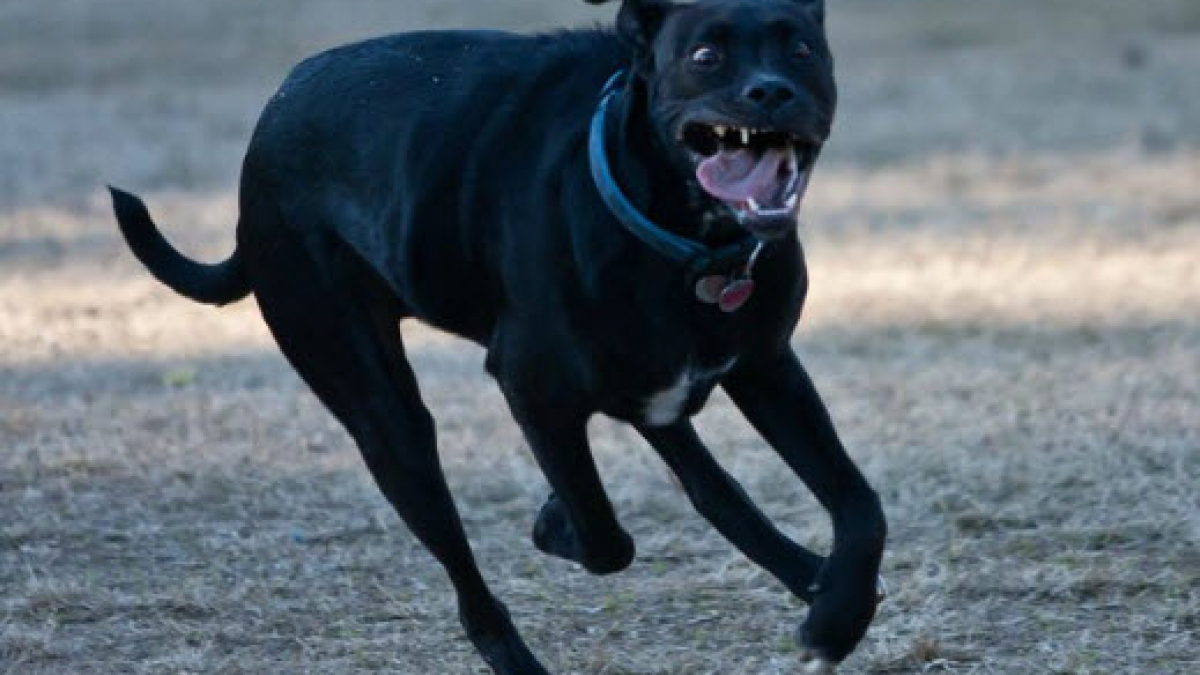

{"left": 723, "top": 348, "right": 887, "bottom": 669}
{"left": 509, "top": 408, "right": 636, "bottom": 575}
{"left": 637, "top": 420, "right": 824, "bottom": 600}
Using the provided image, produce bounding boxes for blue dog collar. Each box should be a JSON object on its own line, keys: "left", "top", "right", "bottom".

{"left": 588, "top": 71, "right": 759, "bottom": 275}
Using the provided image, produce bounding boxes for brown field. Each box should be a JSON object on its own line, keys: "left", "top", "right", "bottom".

{"left": 2, "top": 0, "right": 1198, "bottom": 673}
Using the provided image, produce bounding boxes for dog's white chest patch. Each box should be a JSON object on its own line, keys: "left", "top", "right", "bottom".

{"left": 643, "top": 371, "right": 692, "bottom": 427}
{"left": 643, "top": 359, "right": 736, "bottom": 426}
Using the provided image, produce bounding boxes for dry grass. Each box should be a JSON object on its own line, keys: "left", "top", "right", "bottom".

{"left": 2, "top": 1, "right": 1198, "bottom": 673}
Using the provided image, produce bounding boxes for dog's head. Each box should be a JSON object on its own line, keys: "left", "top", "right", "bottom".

{"left": 591, "top": 0, "right": 835, "bottom": 240}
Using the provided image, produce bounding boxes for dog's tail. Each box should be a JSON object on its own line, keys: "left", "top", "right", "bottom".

{"left": 108, "top": 187, "right": 251, "bottom": 306}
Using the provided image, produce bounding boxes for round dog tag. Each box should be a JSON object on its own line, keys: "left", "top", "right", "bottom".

{"left": 694, "top": 275, "right": 727, "bottom": 304}
{"left": 718, "top": 278, "right": 755, "bottom": 312}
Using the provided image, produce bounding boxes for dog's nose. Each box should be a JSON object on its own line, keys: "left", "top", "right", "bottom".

{"left": 742, "top": 75, "right": 796, "bottom": 110}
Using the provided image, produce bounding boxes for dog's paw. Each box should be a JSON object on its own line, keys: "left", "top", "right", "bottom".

{"left": 793, "top": 578, "right": 876, "bottom": 667}
{"left": 799, "top": 649, "right": 836, "bottom": 674}
{"left": 532, "top": 493, "right": 578, "bottom": 560}
{"left": 532, "top": 493, "right": 634, "bottom": 575}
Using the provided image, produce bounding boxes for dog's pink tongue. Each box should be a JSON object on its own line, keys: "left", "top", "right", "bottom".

{"left": 696, "top": 147, "right": 789, "bottom": 203}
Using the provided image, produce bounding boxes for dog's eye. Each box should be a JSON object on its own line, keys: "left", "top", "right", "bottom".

{"left": 690, "top": 45, "right": 723, "bottom": 69}
{"left": 793, "top": 41, "right": 813, "bottom": 60}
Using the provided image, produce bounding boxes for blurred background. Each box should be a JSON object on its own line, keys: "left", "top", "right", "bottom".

{"left": 2, "top": 1, "right": 1197, "bottom": 673}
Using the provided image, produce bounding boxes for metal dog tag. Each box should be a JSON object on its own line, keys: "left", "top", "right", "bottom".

{"left": 694, "top": 275, "right": 727, "bottom": 304}
{"left": 718, "top": 278, "right": 754, "bottom": 312}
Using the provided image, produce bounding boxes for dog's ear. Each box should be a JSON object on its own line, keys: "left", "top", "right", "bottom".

{"left": 616, "top": 0, "right": 672, "bottom": 52}
{"left": 794, "top": 0, "right": 825, "bottom": 27}
{"left": 586, "top": 0, "right": 673, "bottom": 54}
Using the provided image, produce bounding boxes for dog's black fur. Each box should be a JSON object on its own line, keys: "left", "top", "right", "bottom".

{"left": 110, "top": 1, "right": 885, "bottom": 672}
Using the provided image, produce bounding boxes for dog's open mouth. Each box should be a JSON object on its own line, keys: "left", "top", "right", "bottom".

{"left": 681, "top": 122, "right": 816, "bottom": 236}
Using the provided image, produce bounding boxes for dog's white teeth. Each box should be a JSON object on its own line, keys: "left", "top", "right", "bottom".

{"left": 785, "top": 192, "right": 798, "bottom": 209}
{"left": 747, "top": 197, "right": 761, "bottom": 213}
{"left": 714, "top": 125, "right": 727, "bottom": 138}
{"left": 740, "top": 128, "right": 750, "bottom": 145}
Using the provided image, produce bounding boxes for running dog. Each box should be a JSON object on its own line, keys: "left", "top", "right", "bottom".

{"left": 111, "top": 1, "right": 886, "bottom": 672}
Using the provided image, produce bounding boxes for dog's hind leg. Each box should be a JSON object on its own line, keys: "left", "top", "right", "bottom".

{"left": 247, "top": 232, "right": 550, "bottom": 675}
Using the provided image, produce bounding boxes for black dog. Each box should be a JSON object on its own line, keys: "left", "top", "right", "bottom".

{"left": 110, "top": 1, "right": 885, "bottom": 672}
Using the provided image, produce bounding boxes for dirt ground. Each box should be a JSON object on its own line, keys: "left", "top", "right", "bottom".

{"left": 2, "top": 0, "right": 1198, "bottom": 673}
